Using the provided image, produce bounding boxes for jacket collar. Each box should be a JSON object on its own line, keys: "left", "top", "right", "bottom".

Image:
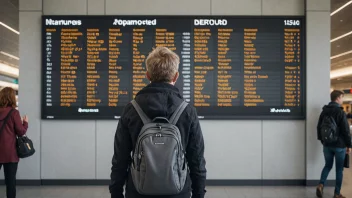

{"left": 136, "top": 82, "right": 182, "bottom": 98}
{"left": 329, "top": 102, "right": 341, "bottom": 107}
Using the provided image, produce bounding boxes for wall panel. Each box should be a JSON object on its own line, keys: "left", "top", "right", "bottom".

{"left": 43, "top": 0, "right": 87, "bottom": 15}
{"left": 106, "top": 0, "right": 210, "bottom": 15}
{"left": 262, "top": 0, "right": 304, "bottom": 15}
{"left": 20, "top": 0, "right": 42, "bottom": 11}
{"left": 212, "top": 0, "right": 262, "bottom": 15}
{"left": 306, "top": 11, "right": 331, "bottom": 180}
{"left": 96, "top": 121, "right": 117, "bottom": 179}
{"left": 263, "top": 121, "right": 305, "bottom": 179}
{"left": 306, "top": 0, "right": 330, "bottom": 11}
{"left": 41, "top": 121, "right": 96, "bottom": 179}
{"left": 17, "top": 11, "right": 42, "bottom": 180}
{"left": 88, "top": 0, "right": 105, "bottom": 15}
{"left": 202, "top": 121, "right": 262, "bottom": 179}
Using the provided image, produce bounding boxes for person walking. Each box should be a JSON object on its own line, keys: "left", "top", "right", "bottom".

{"left": 316, "top": 90, "right": 352, "bottom": 198}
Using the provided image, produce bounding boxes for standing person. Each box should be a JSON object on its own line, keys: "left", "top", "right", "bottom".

{"left": 316, "top": 90, "right": 352, "bottom": 198}
{"left": 109, "top": 47, "right": 207, "bottom": 198}
{"left": 0, "top": 87, "right": 28, "bottom": 198}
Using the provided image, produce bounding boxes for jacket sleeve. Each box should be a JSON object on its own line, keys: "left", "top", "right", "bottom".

{"left": 13, "top": 110, "right": 28, "bottom": 136}
{"left": 317, "top": 112, "right": 323, "bottom": 141}
{"left": 109, "top": 112, "right": 132, "bottom": 198}
{"left": 340, "top": 112, "right": 352, "bottom": 148}
{"left": 186, "top": 109, "right": 207, "bottom": 198}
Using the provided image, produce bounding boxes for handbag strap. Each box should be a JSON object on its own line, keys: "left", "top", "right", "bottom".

{"left": 0, "top": 108, "right": 15, "bottom": 135}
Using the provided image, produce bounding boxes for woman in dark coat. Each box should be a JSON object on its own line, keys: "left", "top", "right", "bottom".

{"left": 0, "top": 87, "right": 28, "bottom": 198}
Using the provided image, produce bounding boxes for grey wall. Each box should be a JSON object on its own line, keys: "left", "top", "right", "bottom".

{"left": 306, "top": 0, "right": 331, "bottom": 181}
{"left": 16, "top": 0, "right": 331, "bottom": 182}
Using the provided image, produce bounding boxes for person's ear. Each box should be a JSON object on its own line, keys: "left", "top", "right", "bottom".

{"left": 172, "top": 72, "right": 179, "bottom": 83}
{"left": 146, "top": 71, "right": 151, "bottom": 81}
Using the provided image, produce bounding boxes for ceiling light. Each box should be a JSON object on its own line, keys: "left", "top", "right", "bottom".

{"left": 0, "top": 51, "right": 19, "bottom": 60}
{"left": 340, "top": 20, "right": 344, "bottom": 22}
{"left": 331, "top": 50, "right": 352, "bottom": 60}
{"left": 0, "top": 21, "right": 19, "bottom": 35}
{"left": 330, "top": 66, "right": 352, "bottom": 79}
{"left": 331, "top": 30, "right": 352, "bottom": 43}
{"left": 331, "top": 0, "right": 352, "bottom": 16}
{"left": 0, "top": 62, "right": 19, "bottom": 77}
{"left": 0, "top": 81, "right": 18, "bottom": 90}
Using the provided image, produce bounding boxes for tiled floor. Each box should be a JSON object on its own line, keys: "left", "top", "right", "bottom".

{"left": 0, "top": 165, "right": 351, "bottom": 198}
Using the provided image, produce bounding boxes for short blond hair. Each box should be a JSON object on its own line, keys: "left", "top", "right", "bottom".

{"left": 145, "top": 47, "right": 180, "bottom": 83}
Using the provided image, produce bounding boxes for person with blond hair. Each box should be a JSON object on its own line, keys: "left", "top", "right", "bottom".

{"left": 0, "top": 87, "right": 28, "bottom": 198}
{"left": 110, "top": 47, "right": 207, "bottom": 198}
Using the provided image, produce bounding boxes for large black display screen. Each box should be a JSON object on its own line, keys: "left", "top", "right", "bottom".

{"left": 42, "top": 16, "right": 305, "bottom": 120}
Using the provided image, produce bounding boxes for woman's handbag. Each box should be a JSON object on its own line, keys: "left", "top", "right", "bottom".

{"left": 0, "top": 109, "right": 35, "bottom": 158}
{"left": 16, "top": 135, "right": 35, "bottom": 158}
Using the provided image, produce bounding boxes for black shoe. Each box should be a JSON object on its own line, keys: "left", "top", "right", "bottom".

{"left": 316, "top": 184, "right": 323, "bottom": 198}
{"left": 333, "top": 194, "right": 346, "bottom": 198}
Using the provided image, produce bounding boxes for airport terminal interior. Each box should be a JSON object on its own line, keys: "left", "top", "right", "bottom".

{"left": 1, "top": 0, "right": 352, "bottom": 197}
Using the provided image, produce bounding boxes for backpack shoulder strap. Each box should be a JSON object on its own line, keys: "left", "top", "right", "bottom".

{"left": 131, "top": 100, "right": 151, "bottom": 125}
{"left": 169, "top": 101, "right": 188, "bottom": 125}
{"left": 325, "top": 115, "right": 337, "bottom": 125}
{"left": 0, "top": 108, "right": 15, "bottom": 135}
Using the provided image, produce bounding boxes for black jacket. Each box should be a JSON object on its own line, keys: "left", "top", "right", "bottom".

{"left": 317, "top": 102, "right": 352, "bottom": 148}
{"left": 110, "top": 83, "right": 207, "bottom": 198}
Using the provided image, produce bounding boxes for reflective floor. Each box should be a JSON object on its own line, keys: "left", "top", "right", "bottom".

{"left": 0, "top": 185, "right": 349, "bottom": 198}
{"left": 0, "top": 165, "right": 351, "bottom": 198}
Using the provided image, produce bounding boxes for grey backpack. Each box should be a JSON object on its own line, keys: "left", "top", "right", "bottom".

{"left": 131, "top": 100, "right": 188, "bottom": 195}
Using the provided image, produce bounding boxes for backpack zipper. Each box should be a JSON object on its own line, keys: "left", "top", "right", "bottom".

{"left": 134, "top": 125, "right": 183, "bottom": 170}
{"left": 136, "top": 128, "right": 182, "bottom": 154}
{"left": 136, "top": 134, "right": 181, "bottom": 170}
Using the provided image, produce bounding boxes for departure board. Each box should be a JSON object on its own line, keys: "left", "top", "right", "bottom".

{"left": 41, "top": 16, "right": 306, "bottom": 120}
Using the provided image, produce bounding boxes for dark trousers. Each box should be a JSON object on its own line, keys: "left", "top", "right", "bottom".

{"left": 319, "top": 146, "right": 346, "bottom": 195}
{"left": 0, "top": 163, "right": 18, "bottom": 198}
